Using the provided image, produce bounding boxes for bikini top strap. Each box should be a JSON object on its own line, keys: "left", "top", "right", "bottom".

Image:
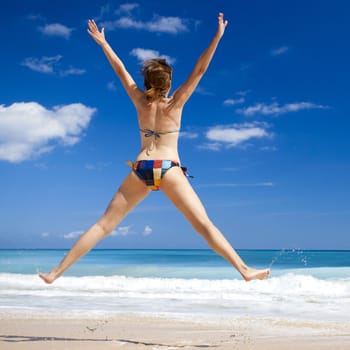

{"left": 139, "top": 128, "right": 180, "bottom": 139}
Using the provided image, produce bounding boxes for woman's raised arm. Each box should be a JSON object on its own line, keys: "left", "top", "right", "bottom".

{"left": 87, "top": 19, "right": 144, "bottom": 106}
{"left": 172, "top": 13, "right": 228, "bottom": 107}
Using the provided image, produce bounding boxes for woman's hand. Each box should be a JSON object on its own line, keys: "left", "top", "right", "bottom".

{"left": 87, "top": 19, "right": 107, "bottom": 46}
{"left": 217, "top": 12, "right": 228, "bottom": 38}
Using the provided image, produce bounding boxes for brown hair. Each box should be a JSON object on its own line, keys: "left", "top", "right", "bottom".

{"left": 141, "top": 58, "right": 172, "bottom": 101}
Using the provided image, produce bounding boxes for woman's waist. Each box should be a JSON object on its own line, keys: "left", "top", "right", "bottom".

{"left": 136, "top": 147, "right": 180, "bottom": 163}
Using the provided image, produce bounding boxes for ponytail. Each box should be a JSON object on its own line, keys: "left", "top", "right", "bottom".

{"left": 141, "top": 58, "right": 172, "bottom": 101}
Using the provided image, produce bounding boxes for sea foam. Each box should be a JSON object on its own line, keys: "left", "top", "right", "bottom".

{"left": 0, "top": 272, "right": 349, "bottom": 321}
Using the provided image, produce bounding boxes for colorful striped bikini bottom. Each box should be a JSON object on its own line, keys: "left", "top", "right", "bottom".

{"left": 129, "top": 159, "right": 189, "bottom": 191}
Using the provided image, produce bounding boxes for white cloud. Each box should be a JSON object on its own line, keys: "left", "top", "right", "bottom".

{"left": 22, "top": 55, "right": 62, "bottom": 74}
{"left": 64, "top": 230, "right": 84, "bottom": 239}
{"left": 270, "top": 46, "right": 289, "bottom": 56}
{"left": 111, "top": 225, "right": 133, "bottom": 236}
{"left": 107, "top": 81, "right": 117, "bottom": 91}
{"left": 111, "top": 17, "right": 143, "bottom": 30}
{"left": 41, "top": 232, "right": 49, "bottom": 237}
{"left": 223, "top": 98, "right": 245, "bottom": 106}
{"left": 146, "top": 15, "right": 188, "bottom": 34}
{"left": 60, "top": 67, "right": 86, "bottom": 77}
{"left": 85, "top": 162, "right": 112, "bottom": 171}
{"left": 237, "top": 90, "right": 251, "bottom": 96}
{"left": 102, "top": 15, "right": 188, "bottom": 34}
{"left": 237, "top": 102, "right": 328, "bottom": 117}
{"left": 143, "top": 225, "right": 152, "bottom": 236}
{"left": 260, "top": 146, "right": 278, "bottom": 151}
{"left": 197, "top": 142, "right": 222, "bottom": 151}
{"left": 195, "top": 86, "right": 214, "bottom": 96}
{"left": 180, "top": 131, "right": 199, "bottom": 139}
{"left": 27, "top": 13, "right": 45, "bottom": 21}
{"left": 205, "top": 123, "right": 270, "bottom": 149}
{"left": 39, "top": 23, "right": 73, "bottom": 39}
{"left": 22, "top": 56, "right": 85, "bottom": 77}
{"left": 96, "top": 3, "right": 140, "bottom": 21}
{"left": 0, "top": 102, "right": 96, "bottom": 163}
{"left": 94, "top": 4, "right": 113, "bottom": 21}
{"left": 130, "top": 48, "right": 175, "bottom": 64}
{"left": 118, "top": 3, "right": 140, "bottom": 14}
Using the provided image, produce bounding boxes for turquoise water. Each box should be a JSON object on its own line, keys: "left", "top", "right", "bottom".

{"left": 0, "top": 249, "right": 349, "bottom": 278}
{"left": 0, "top": 249, "right": 349, "bottom": 321}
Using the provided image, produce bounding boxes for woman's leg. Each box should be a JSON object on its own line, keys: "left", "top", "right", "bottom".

{"left": 39, "top": 172, "right": 150, "bottom": 284}
{"left": 160, "top": 168, "right": 269, "bottom": 281}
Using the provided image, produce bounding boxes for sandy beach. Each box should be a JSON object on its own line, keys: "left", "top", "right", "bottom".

{"left": 1, "top": 314, "right": 349, "bottom": 350}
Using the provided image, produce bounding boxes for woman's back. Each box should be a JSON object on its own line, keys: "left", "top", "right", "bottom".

{"left": 136, "top": 96, "right": 182, "bottom": 161}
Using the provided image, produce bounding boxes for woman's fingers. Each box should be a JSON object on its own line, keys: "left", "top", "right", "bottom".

{"left": 218, "top": 12, "right": 226, "bottom": 24}
{"left": 88, "top": 20, "right": 95, "bottom": 30}
{"left": 88, "top": 19, "right": 98, "bottom": 32}
{"left": 218, "top": 12, "right": 228, "bottom": 28}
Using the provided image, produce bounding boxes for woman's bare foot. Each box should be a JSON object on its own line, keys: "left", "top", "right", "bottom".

{"left": 39, "top": 271, "right": 59, "bottom": 284}
{"left": 241, "top": 267, "right": 270, "bottom": 281}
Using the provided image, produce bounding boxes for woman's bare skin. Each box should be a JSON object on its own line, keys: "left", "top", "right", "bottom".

{"left": 39, "top": 13, "right": 269, "bottom": 285}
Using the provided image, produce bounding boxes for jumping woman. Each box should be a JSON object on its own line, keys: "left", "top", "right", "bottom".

{"left": 39, "top": 13, "right": 270, "bottom": 284}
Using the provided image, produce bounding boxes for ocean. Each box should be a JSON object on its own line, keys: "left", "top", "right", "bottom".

{"left": 0, "top": 249, "right": 349, "bottom": 322}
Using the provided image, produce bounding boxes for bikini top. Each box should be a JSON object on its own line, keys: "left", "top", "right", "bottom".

{"left": 139, "top": 128, "right": 180, "bottom": 139}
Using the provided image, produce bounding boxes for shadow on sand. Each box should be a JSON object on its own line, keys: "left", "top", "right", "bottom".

{"left": 0, "top": 334, "right": 218, "bottom": 348}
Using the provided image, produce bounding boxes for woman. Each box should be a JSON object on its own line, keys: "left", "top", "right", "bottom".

{"left": 39, "top": 13, "right": 269, "bottom": 284}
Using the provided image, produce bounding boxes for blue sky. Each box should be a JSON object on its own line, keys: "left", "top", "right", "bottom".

{"left": 1, "top": 0, "right": 349, "bottom": 250}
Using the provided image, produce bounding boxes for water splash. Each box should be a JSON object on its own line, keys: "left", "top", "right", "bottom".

{"left": 269, "top": 248, "right": 309, "bottom": 268}
{"left": 268, "top": 249, "right": 286, "bottom": 268}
